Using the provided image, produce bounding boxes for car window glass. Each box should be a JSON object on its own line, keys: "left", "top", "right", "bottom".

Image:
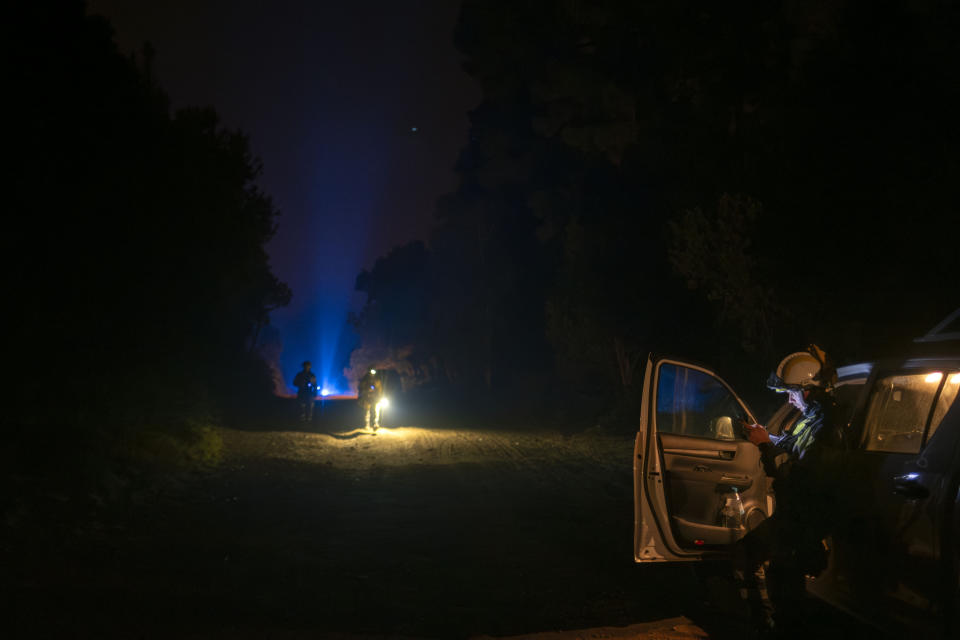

{"left": 863, "top": 373, "right": 940, "bottom": 454}
{"left": 927, "top": 372, "right": 960, "bottom": 443}
{"left": 656, "top": 363, "right": 744, "bottom": 440}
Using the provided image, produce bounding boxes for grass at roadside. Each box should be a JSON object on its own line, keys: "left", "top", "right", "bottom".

{"left": 125, "top": 420, "right": 224, "bottom": 469}
{"left": 2, "top": 418, "right": 224, "bottom": 564}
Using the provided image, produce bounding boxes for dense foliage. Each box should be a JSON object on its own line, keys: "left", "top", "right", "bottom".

{"left": 8, "top": 2, "right": 289, "bottom": 467}
{"left": 352, "top": 0, "right": 959, "bottom": 414}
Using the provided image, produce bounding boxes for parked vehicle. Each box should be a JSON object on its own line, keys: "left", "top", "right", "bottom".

{"left": 633, "top": 309, "right": 959, "bottom": 638}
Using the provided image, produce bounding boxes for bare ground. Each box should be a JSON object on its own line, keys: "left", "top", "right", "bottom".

{"left": 5, "top": 409, "right": 873, "bottom": 638}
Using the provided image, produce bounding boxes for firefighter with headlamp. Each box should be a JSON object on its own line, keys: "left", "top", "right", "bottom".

{"left": 735, "top": 345, "right": 843, "bottom": 636}
{"left": 358, "top": 368, "right": 385, "bottom": 431}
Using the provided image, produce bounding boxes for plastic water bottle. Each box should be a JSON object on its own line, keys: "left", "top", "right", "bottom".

{"left": 721, "top": 488, "right": 745, "bottom": 530}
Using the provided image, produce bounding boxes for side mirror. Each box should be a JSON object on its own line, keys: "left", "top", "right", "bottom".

{"left": 711, "top": 416, "right": 736, "bottom": 440}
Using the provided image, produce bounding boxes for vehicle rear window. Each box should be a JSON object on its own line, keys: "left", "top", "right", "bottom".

{"left": 864, "top": 373, "right": 943, "bottom": 454}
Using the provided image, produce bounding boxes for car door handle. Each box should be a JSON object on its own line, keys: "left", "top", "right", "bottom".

{"left": 892, "top": 475, "right": 930, "bottom": 499}
{"left": 663, "top": 448, "right": 737, "bottom": 460}
{"left": 720, "top": 474, "right": 749, "bottom": 483}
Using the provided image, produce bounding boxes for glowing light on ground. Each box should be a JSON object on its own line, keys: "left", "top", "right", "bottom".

{"left": 228, "top": 426, "right": 622, "bottom": 473}
{"left": 319, "top": 392, "right": 358, "bottom": 401}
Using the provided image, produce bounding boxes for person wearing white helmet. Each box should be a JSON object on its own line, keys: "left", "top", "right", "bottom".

{"left": 734, "top": 345, "right": 843, "bottom": 636}
{"left": 753, "top": 344, "right": 840, "bottom": 458}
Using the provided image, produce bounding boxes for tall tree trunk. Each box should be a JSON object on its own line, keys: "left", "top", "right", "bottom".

{"left": 613, "top": 336, "right": 644, "bottom": 389}
{"left": 483, "top": 301, "right": 493, "bottom": 390}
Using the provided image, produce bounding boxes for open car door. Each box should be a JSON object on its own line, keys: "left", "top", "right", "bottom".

{"left": 634, "top": 355, "right": 771, "bottom": 563}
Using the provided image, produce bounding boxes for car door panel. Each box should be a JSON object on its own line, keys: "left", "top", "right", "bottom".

{"left": 635, "top": 356, "right": 767, "bottom": 562}
{"left": 660, "top": 434, "right": 767, "bottom": 545}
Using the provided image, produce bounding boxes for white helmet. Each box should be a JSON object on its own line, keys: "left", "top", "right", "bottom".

{"left": 767, "top": 345, "right": 834, "bottom": 393}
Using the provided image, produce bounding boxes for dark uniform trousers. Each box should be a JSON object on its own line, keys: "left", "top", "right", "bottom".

{"left": 735, "top": 511, "right": 829, "bottom": 631}
{"left": 735, "top": 401, "right": 840, "bottom": 633}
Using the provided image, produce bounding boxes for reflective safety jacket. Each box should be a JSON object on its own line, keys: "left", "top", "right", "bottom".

{"left": 759, "top": 397, "right": 843, "bottom": 525}
{"left": 358, "top": 371, "right": 383, "bottom": 405}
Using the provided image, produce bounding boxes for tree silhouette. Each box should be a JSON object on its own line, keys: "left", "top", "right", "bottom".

{"left": 357, "top": 0, "right": 960, "bottom": 417}
{"left": 9, "top": 2, "right": 290, "bottom": 465}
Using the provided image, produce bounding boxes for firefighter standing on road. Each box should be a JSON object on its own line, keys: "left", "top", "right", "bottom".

{"left": 735, "top": 345, "right": 843, "bottom": 636}
{"left": 293, "top": 361, "right": 318, "bottom": 423}
{"left": 358, "top": 368, "right": 384, "bottom": 430}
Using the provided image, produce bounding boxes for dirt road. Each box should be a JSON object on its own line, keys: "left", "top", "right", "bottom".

{"left": 223, "top": 423, "right": 633, "bottom": 475}
{"left": 198, "top": 423, "right": 695, "bottom": 637}
{"left": 7, "top": 413, "right": 871, "bottom": 638}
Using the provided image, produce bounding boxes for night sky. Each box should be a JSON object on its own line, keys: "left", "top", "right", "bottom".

{"left": 90, "top": 0, "right": 480, "bottom": 393}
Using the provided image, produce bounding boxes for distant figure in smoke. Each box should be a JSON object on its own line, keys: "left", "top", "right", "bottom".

{"left": 293, "top": 361, "right": 318, "bottom": 423}
{"left": 358, "top": 368, "right": 384, "bottom": 430}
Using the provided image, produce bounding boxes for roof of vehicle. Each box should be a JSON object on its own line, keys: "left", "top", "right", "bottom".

{"left": 914, "top": 307, "right": 960, "bottom": 344}
{"left": 837, "top": 363, "right": 872, "bottom": 382}
{"left": 830, "top": 310, "right": 959, "bottom": 377}
{"left": 897, "top": 307, "right": 960, "bottom": 360}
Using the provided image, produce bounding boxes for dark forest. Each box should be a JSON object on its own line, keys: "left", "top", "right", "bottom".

{"left": 8, "top": 3, "right": 290, "bottom": 476}
{"left": 354, "top": 0, "right": 958, "bottom": 410}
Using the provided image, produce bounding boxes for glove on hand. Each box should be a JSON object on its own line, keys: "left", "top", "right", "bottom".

{"left": 742, "top": 421, "right": 771, "bottom": 446}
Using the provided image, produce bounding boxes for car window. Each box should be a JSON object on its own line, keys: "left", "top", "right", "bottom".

{"left": 655, "top": 363, "right": 744, "bottom": 440}
{"left": 863, "top": 373, "right": 941, "bottom": 454}
{"left": 927, "top": 372, "right": 960, "bottom": 443}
